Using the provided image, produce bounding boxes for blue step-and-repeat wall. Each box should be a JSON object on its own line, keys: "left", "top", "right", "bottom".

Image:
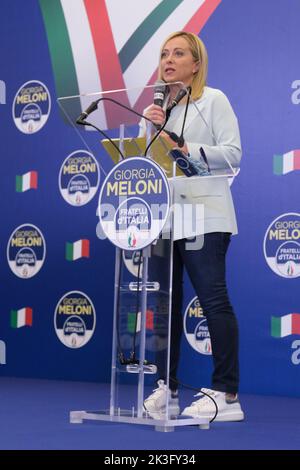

{"left": 0, "top": 0, "right": 299, "bottom": 397}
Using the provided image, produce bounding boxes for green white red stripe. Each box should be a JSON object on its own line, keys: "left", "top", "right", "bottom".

{"left": 271, "top": 313, "right": 300, "bottom": 337}
{"left": 273, "top": 150, "right": 300, "bottom": 175}
{"left": 39, "top": 0, "right": 221, "bottom": 129}
{"left": 66, "top": 239, "right": 90, "bottom": 261}
{"left": 16, "top": 171, "right": 38, "bottom": 192}
{"left": 127, "top": 310, "right": 154, "bottom": 333}
{"left": 11, "top": 308, "right": 33, "bottom": 328}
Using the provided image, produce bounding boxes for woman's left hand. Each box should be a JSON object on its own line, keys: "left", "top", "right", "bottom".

{"left": 160, "top": 131, "right": 189, "bottom": 154}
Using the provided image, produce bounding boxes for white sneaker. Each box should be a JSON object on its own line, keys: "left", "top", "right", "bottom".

{"left": 181, "top": 388, "right": 244, "bottom": 422}
{"left": 143, "top": 380, "right": 180, "bottom": 419}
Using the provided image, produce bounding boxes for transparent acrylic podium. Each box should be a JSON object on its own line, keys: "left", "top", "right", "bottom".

{"left": 57, "top": 83, "right": 239, "bottom": 432}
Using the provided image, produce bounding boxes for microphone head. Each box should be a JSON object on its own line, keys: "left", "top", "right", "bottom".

{"left": 153, "top": 80, "right": 168, "bottom": 107}
{"left": 171, "top": 87, "right": 188, "bottom": 107}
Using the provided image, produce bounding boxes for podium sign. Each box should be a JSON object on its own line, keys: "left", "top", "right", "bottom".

{"left": 98, "top": 157, "right": 170, "bottom": 250}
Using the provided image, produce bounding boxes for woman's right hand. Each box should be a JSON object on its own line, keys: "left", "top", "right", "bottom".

{"left": 144, "top": 104, "right": 166, "bottom": 127}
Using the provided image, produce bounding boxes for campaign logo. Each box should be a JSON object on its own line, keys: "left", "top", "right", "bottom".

{"left": 0, "top": 340, "right": 6, "bottom": 365}
{"left": 10, "top": 307, "right": 33, "bottom": 328}
{"left": 16, "top": 171, "right": 38, "bottom": 192}
{"left": 271, "top": 313, "right": 300, "bottom": 338}
{"left": 263, "top": 213, "right": 300, "bottom": 278}
{"left": 54, "top": 291, "right": 96, "bottom": 348}
{"left": 98, "top": 157, "right": 170, "bottom": 250}
{"left": 273, "top": 150, "right": 300, "bottom": 175}
{"left": 12, "top": 80, "right": 51, "bottom": 133}
{"left": 0, "top": 79, "right": 6, "bottom": 104}
{"left": 59, "top": 150, "right": 100, "bottom": 206}
{"left": 7, "top": 224, "right": 46, "bottom": 278}
{"left": 184, "top": 296, "right": 212, "bottom": 355}
{"left": 40, "top": 0, "right": 220, "bottom": 129}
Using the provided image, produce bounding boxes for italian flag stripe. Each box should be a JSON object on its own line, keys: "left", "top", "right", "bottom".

{"left": 271, "top": 314, "right": 300, "bottom": 337}
{"left": 83, "top": 0, "right": 131, "bottom": 127}
{"left": 11, "top": 308, "right": 33, "bottom": 328}
{"left": 273, "top": 150, "right": 300, "bottom": 175}
{"left": 60, "top": 0, "right": 107, "bottom": 129}
{"left": 66, "top": 239, "right": 90, "bottom": 261}
{"left": 16, "top": 171, "right": 38, "bottom": 192}
{"left": 39, "top": 0, "right": 81, "bottom": 119}
{"left": 133, "top": 0, "right": 221, "bottom": 112}
{"left": 127, "top": 310, "right": 154, "bottom": 333}
{"left": 118, "top": 0, "right": 184, "bottom": 73}
{"left": 39, "top": 0, "right": 221, "bottom": 127}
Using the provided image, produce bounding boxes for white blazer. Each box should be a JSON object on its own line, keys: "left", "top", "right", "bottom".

{"left": 140, "top": 86, "right": 242, "bottom": 240}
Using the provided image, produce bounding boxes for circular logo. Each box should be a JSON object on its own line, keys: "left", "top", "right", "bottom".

{"left": 263, "top": 213, "right": 300, "bottom": 278}
{"left": 184, "top": 296, "right": 212, "bottom": 355}
{"left": 54, "top": 291, "right": 96, "bottom": 348}
{"left": 7, "top": 224, "right": 46, "bottom": 278}
{"left": 13, "top": 80, "right": 51, "bottom": 133}
{"left": 98, "top": 157, "right": 170, "bottom": 250}
{"left": 59, "top": 150, "right": 100, "bottom": 206}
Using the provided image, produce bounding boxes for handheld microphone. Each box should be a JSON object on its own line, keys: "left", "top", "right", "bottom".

{"left": 144, "top": 86, "right": 190, "bottom": 156}
{"left": 153, "top": 79, "right": 168, "bottom": 108}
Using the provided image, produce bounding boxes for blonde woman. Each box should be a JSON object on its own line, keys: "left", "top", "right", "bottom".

{"left": 143, "top": 32, "right": 244, "bottom": 422}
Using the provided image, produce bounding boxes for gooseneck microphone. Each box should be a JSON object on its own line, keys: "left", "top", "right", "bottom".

{"left": 76, "top": 97, "right": 154, "bottom": 160}
{"left": 167, "top": 86, "right": 190, "bottom": 113}
{"left": 76, "top": 100, "right": 100, "bottom": 124}
{"left": 164, "top": 86, "right": 191, "bottom": 148}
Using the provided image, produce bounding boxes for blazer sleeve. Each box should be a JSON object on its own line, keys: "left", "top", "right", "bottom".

{"left": 186, "top": 91, "right": 242, "bottom": 170}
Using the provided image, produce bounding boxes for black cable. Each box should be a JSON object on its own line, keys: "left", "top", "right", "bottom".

{"left": 144, "top": 118, "right": 170, "bottom": 157}
{"left": 169, "top": 377, "right": 218, "bottom": 423}
{"left": 77, "top": 96, "right": 154, "bottom": 161}
{"left": 78, "top": 119, "right": 126, "bottom": 160}
{"left": 130, "top": 249, "right": 143, "bottom": 363}
{"left": 176, "top": 87, "right": 191, "bottom": 148}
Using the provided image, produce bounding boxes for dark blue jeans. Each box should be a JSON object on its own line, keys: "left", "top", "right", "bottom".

{"left": 168, "top": 232, "right": 239, "bottom": 394}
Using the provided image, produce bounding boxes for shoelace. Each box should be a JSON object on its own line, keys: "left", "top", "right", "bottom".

{"left": 148, "top": 380, "right": 168, "bottom": 398}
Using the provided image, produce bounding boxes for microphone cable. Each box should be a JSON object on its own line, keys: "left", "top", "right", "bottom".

{"left": 169, "top": 377, "right": 219, "bottom": 423}
{"left": 76, "top": 96, "right": 154, "bottom": 161}
{"left": 163, "top": 86, "right": 191, "bottom": 148}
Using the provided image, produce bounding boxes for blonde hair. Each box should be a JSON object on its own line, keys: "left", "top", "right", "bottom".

{"left": 158, "top": 31, "right": 208, "bottom": 101}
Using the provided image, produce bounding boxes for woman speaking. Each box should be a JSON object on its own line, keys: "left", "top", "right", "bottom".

{"left": 142, "top": 31, "right": 244, "bottom": 422}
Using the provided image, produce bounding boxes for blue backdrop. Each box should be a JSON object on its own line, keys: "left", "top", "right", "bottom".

{"left": 0, "top": 0, "right": 299, "bottom": 398}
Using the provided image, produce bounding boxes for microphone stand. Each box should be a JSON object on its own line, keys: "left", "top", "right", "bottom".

{"left": 76, "top": 97, "right": 156, "bottom": 371}
{"left": 76, "top": 97, "right": 154, "bottom": 161}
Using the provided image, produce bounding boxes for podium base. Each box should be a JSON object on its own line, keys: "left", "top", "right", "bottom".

{"left": 70, "top": 409, "right": 210, "bottom": 432}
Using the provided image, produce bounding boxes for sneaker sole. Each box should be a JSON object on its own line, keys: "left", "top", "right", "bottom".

{"left": 144, "top": 404, "right": 180, "bottom": 419}
{"left": 181, "top": 409, "right": 244, "bottom": 422}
